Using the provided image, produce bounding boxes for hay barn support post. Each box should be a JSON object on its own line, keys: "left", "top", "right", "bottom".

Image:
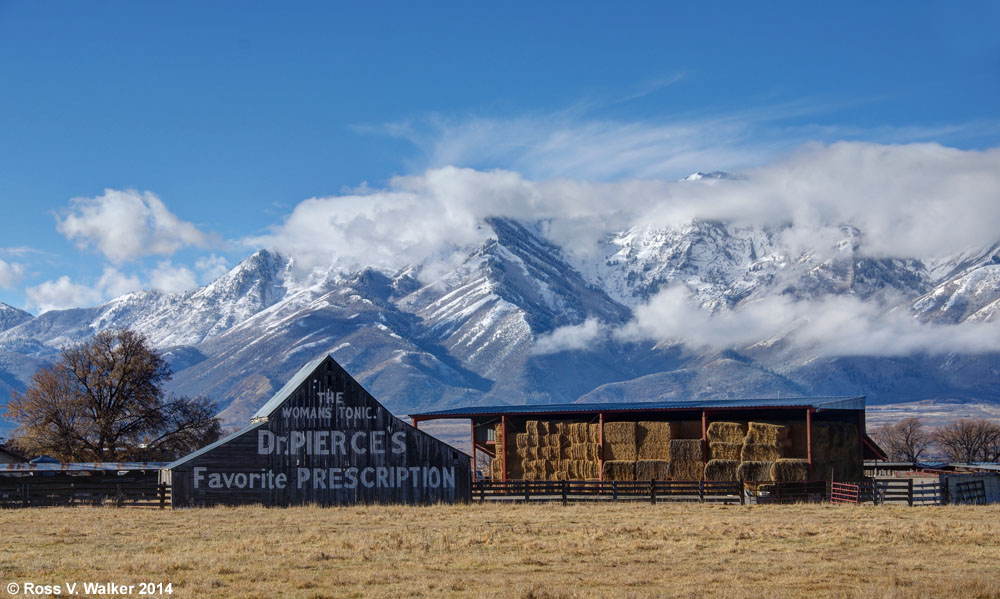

{"left": 857, "top": 411, "right": 865, "bottom": 471}
{"left": 598, "top": 412, "right": 605, "bottom": 482}
{"left": 500, "top": 415, "right": 508, "bottom": 482}
{"left": 806, "top": 408, "right": 814, "bottom": 479}
{"left": 470, "top": 419, "right": 476, "bottom": 480}
{"left": 701, "top": 410, "right": 709, "bottom": 465}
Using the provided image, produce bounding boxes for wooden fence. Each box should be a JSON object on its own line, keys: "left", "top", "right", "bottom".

{"left": 0, "top": 474, "right": 169, "bottom": 509}
{"left": 471, "top": 480, "right": 832, "bottom": 505}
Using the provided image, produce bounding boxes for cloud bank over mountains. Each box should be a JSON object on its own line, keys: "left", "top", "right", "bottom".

{"left": 14, "top": 141, "right": 1000, "bottom": 359}
{"left": 255, "top": 141, "right": 1000, "bottom": 272}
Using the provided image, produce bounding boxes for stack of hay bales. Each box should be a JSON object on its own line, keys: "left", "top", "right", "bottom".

{"left": 491, "top": 422, "right": 505, "bottom": 479}
{"left": 668, "top": 439, "right": 704, "bottom": 481}
{"left": 500, "top": 420, "right": 603, "bottom": 481}
{"left": 602, "top": 421, "right": 639, "bottom": 482}
{"left": 561, "top": 421, "right": 600, "bottom": 481}
{"left": 811, "top": 422, "right": 862, "bottom": 481}
{"left": 701, "top": 420, "right": 812, "bottom": 482}
{"left": 735, "top": 422, "right": 792, "bottom": 482}
{"left": 704, "top": 421, "right": 744, "bottom": 481}
{"left": 634, "top": 421, "right": 672, "bottom": 480}
{"left": 603, "top": 421, "right": 637, "bottom": 461}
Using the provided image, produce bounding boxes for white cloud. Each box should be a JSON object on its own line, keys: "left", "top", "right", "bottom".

{"left": 56, "top": 189, "right": 213, "bottom": 263}
{"left": 195, "top": 254, "right": 230, "bottom": 283}
{"left": 532, "top": 318, "right": 606, "bottom": 355}
{"left": 614, "top": 286, "right": 1000, "bottom": 357}
{"left": 149, "top": 261, "right": 198, "bottom": 294}
{"left": 253, "top": 142, "right": 1000, "bottom": 279}
{"left": 25, "top": 276, "right": 103, "bottom": 314}
{"left": 383, "top": 103, "right": 998, "bottom": 183}
{"left": 97, "top": 267, "right": 144, "bottom": 298}
{"left": 0, "top": 259, "right": 25, "bottom": 289}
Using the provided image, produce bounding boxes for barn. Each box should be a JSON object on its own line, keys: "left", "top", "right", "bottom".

{"left": 161, "top": 355, "right": 472, "bottom": 507}
{"left": 411, "top": 397, "right": 887, "bottom": 484}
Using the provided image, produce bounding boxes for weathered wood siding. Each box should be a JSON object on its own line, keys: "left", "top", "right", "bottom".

{"left": 166, "top": 357, "right": 471, "bottom": 507}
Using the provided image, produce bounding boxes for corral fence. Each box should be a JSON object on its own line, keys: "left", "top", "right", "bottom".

{"left": 828, "top": 478, "right": 943, "bottom": 506}
{"left": 0, "top": 473, "right": 169, "bottom": 509}
{"left": 471, "top": 480, "right": 828, "bottom": 505}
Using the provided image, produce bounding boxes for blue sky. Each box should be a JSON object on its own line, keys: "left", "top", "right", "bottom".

{"left": 1, "top": 1, "right": 999, "bottom": 312}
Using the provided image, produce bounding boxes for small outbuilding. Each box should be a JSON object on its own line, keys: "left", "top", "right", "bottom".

{"left": 162, "top": 355, "right": 472, "bottom": 507}
{"left": 0, "top": 443, "right": 27, "bottom": 465}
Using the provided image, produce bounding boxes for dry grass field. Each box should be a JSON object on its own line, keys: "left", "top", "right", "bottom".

{"left": 2, "top": 503, "right": 999, "bottom": 599}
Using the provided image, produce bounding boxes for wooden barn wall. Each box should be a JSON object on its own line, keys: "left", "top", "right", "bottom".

{"left": 167, "top": 358, "right": 471, "bottom": 507}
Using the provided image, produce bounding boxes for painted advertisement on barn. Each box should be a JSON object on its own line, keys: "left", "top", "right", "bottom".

{"left": 163, "top": 356, "right": 471, "bottom": 507}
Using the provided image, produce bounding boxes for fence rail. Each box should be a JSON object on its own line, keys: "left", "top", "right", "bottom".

{"left": 831, "top": 482, "right": 860, "bottom": 504}
{"left": 472, "top": 479, "right": 833, "bottom": 505}
{"left": 0, "top": 474, "right": 169, "bottom": 509}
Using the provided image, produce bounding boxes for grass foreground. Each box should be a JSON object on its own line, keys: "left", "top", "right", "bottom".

{"left": 2, "top": 503, "right": 999, "bottom": 599}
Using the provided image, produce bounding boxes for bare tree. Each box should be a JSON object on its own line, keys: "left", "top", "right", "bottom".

{"left": 6, "top": 329, "right": 220, "bottom": 462}
{"left": 872, "top": 417, "right": 933, "bottom": 462}
{"left": 933, "top": 419, "right": 1000, "bottom": 464}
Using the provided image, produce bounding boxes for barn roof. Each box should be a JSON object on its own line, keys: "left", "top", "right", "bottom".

{"left": 251, "top": 354, "right": 330, "bottom": 421}
{"left": 161, "top": 420, "right": 266, "bottom": 471}
{"left": 411, "top": 396, "right": 866, "bottom": 420}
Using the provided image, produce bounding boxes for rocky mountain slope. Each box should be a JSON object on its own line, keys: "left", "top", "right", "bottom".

{"left": 1, "top": 207, "right": 998, "bottom": 433}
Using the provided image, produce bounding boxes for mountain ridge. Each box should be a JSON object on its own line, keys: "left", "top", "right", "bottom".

{"left": 1, "top": 214, "right": 999, "bottom": 433}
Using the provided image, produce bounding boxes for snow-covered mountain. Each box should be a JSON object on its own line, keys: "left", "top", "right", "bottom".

{"left": 2, "top": 206, "right": 999, "bottom": 432}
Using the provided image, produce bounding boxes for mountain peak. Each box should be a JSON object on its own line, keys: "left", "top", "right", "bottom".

{"left": 0, "top": 302, "right": 33, "bottom": 333}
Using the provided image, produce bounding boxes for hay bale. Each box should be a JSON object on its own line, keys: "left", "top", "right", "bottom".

{"left": 736, "top": 460, "right": 774, "bottom": 483}
{"left": 587, "top": 423, "right": 600, "bottom": 443}
{"left": 586, "top": 443, "right": 600, "bottom": 461}
{"left": 541, "top": 446, "right": 560, "bottom": 461}
{"left": 603, "top": 421, "right": 637, "bottom": 444}
{"left": 537, "top": 421, "right": 550, "bottom": 435}
{"left": 547, "top": 433, "right": 563, "bottom": 448}
{"left": 746, "top": 422, "right": 791, "bottom": 446}
{"left": 515, "top": 433, "right": 531, "bottom": 448}
{"left": 704, "top": 459, "right": 740, "bottom": 481}
{"left": 709, "top": 442, "right": 742, "bottom": 461}
{"left": 787, "top": 422, "right": 809, "bottom": 459}
{"left": 602, "top": 460, "right": 636, "bottom": 481}
{"left": 668, "top": 439, "right": 704, "bottom": 481}
{"left": 525, "top": 421, "right": 540, "bottom": 436}
{"left": 741, "top": 443, "right": 785, "bottom": 462}
{"left": 490, "top": 456, "right": 502, "bottom": 477}
{"left": 706, "top": 421, "right": 747, "bottom": 444}
{"left": 771, "top": 459, "right": 810, "bottom": 482}
{"left": 603, "top": 421, "right": 637, "bottom": 461}
{"left": 566, "top": 423, "right": 586, "bottom": 443}
{"left": 587, "top": 461, "right": 601, "bottom": 479}
{"left": 637, "top": 421, "right": 673, "bottom": 460}
{"left": 812, "top": 422, "right": 862, "bottom": 480}
{"left": 635, "top": 460, "right": 671, "bottom": 480}
{"left": 568, "top": 445, "right": 586, "bottom": 460}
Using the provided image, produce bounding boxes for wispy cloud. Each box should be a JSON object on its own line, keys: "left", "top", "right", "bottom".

{"left": 0, "top": 259, "right": 25, "bottom": 290}
{"left": 379, "top": 101, "right": 1000, "bottom": 182}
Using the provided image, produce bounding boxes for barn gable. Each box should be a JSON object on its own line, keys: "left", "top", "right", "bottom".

{"left": 163, "top": 355, "right": 471, "bottom": 507}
